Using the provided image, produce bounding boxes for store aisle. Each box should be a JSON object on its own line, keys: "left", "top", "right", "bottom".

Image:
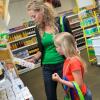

{"left": 20, "top": 49, "right": 100, "bottom": 100}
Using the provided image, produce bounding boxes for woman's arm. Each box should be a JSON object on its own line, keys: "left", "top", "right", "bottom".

{"left": 27, "top": 51, "right": 41, "bottom": 63}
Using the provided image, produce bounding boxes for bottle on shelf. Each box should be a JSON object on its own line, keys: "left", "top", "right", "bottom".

{"left": 16, "top": 42, "right": 20, "bottom": 48}
{"left": 26, "top": 30, "right": 30, "bottom": 36}
{"left": 11, "top": 34, "right": 15, "bottom": 41}
{"left": 28, "top": 46, "right": 34, "bottom": 55}
{"left": 29, "top": 28, "right": 35, "bottom": 35}
{"left": 11, "top": 43, "right": 17, "bottom": 50}
{"left": 20, "top": 41, "right": 25, "bottom": 46}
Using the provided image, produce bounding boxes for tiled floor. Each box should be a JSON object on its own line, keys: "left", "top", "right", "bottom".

{"left": 20, "top": 49, "right": 100, "bottom": 100}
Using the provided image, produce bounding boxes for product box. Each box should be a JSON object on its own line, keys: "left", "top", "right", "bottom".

{"left": 0, "top": 90, "right": 8, "bottom": 100}
{"left": 0, "top": 78, "right": 12, "bottom": 91}
{"left": 6, "top": 87, "right": 16, "bottom": 100}
{"left": 21, "top": 87, "right": 34, "bottom": 100}
{"left": 12, "top": 85, "right": 21, "bottom": 94}
{"left": 12, "top": 78, "right": 24, "bottom": 89}
{"left": 15, "top": 93, "right": 24, "bottom": 100}
{"left": 14, "top": 57, "right": 35, "bottom": 69}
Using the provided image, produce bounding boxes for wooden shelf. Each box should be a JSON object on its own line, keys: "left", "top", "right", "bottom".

{"left": 72, "top": 27, "right": 82, "bottom": 32}
{"left": 78, "top": 45, "right": 86, "bottom": 51}
{"left": 82, "top": 23, "right": 96, "bottom": 29}
{"left": 70, "top": 20, "right": 80, "bottom": 25}
{"left": 8, "top": 24, "right": 40, "bottom": 75}
{"left": 67, "top": 14, "right": 78, "bottom": 18}
{"left": 23, "top": 54, "right": 35, "bottom": 60}
{"left": 9, "top": 25, "right": 36, "bottom": 34}
{"left": 76, "top": 37, "right": 84, "bottom": 41}
{"left": 9, "top": 34, "right": 36, "bottom": 44}
{"left": 12, "top": 42, "right": 37, "bottom": 52}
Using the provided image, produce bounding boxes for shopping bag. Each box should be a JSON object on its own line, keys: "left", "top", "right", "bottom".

{"left": 64, "top": 92, "right": 71, "bottom": 100}
{"left": 64, "top": 81, "right": 85, "bottom": 100}
{"left": 72, "top": 82, "right": 85, "bottom": 100}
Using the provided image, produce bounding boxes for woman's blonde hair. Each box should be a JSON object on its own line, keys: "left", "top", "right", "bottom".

{"left": 27, "top": 0, "right": 57, "bottom": 32}
{"left": 54, "top": 32, "right": 87, "bottom": 72}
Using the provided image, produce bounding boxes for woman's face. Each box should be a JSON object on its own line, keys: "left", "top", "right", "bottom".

{"left": 28, "top": 10, "right": 43, "bottom": 25}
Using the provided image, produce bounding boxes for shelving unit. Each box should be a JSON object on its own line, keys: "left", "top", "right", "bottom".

{"left": 76, "top": 1, "right": 100, "bottom": 63}
{"left": 8, "top": 22, "right": 40, "bottom": 74}
{"left": 66, "top": 12, "right": 86, "bottom": 50}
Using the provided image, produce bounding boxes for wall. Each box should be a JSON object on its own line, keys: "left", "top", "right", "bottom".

{"left": 55, "top": 0, "right": 76, "bottom": 14}
{"left": 8, "top": 0, "right": 29, "bottom": 28}
{"left": 8, "top": 0, "right": 76, "bottom": 28}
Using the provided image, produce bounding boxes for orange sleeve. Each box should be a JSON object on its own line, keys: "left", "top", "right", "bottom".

{"left": 70, "top": 58, "right": 81, "bottom": 72}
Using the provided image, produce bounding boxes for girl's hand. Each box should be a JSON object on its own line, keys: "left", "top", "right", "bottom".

{"left": 52, "top": 73, "right": 62, "bottom": 82}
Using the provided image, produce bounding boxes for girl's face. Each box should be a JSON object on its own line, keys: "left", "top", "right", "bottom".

{"left": 28, "top": 10, "right": 43, "bottom": 25}
{"left": 56, "top": 45, "right": 64, "bottom": 55}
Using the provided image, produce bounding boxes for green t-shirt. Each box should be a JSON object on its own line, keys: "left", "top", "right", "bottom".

{"left": 41, "top": 32, "right": 64, "bottom": 64}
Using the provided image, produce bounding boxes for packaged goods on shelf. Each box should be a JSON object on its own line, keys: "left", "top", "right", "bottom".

{"left": 8, "top": 24, "right": 40, "bottom": 74}
{"left": 66, "top": 12, "right": 86, "bottom": 50}
{"left": 77, "top": 7, "right": 99, "bottom": 63}
{"left": 14, "top": 57, "right": 35, "bottom": 69}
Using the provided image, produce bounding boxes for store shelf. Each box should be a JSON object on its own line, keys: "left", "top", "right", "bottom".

{"left": 83, "top": 23, "right": 96, "bottom": 29}
{"left": 70, "top": 20, "right": 80, "bottom": 25}
{"left": 76, "top": 37, "right": 84, "bottom": 41}
{"left": 78, "top": 45, "right": 86, "bottom": 51}
{"left": 77, "top": 42, "right": 85, "bottom": 45}
{"left": 9, "top": 34, "right": 36, "bottom": 44}
{"left": 72, "top": 27, "right": 82, "bottom": 32}
{"left": 66, "top": 12, "right": 86, "bottom": 52}
{"left": 9, "top": 25, "right": 36, "bottom": 34}
{"left": 23, "top": 54, "right": 35, "bottom": 60}
{"left": 86, "top": 35, "right": 93, "bottom": 38}
{"left": 67, "top": 14, "right": 78, "bottom": 18}
{"left": 75, "top": 33, "right": 83, "bottom": 38}
{"left": 8, "top": 24, "right": 40, "bottom": 74}
{"left": 18, "top": 62, "right": 41, "bottom": 74}
{"left": 12, "top": 42, "right": 37, "bottom": 52}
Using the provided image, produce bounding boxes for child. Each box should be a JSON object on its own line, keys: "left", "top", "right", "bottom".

{"left": 52, "top": 32, "right": 92, "bottom": 100}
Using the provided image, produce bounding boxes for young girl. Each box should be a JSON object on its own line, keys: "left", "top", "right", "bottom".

{"left": 52, "top": 32, "right": 92, "bottom": 100}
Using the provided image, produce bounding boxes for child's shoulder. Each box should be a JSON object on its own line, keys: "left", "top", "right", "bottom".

{"left": 70, "top": 56, "right": 81, "bottom": 64}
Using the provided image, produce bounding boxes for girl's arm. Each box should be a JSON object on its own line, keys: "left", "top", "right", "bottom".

{"left": 72, "top": 70, "right": 83, "bottom": 87}
{"left": 52, "top": 70, "right": 83, "bottom": 88}
{"left": 52, "top": 73, "right": 74, "bottom": 88}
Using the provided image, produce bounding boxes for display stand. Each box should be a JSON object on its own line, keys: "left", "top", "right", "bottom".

{"left": 0, "top": 33, "right": 34, "bottom": 100}
{"left": 75, "top": 0, "right": 100, "bottom": 63}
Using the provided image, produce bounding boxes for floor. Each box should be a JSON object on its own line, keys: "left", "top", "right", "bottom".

{"left": 20, "top": 49, "right": 100, "bottom": 100}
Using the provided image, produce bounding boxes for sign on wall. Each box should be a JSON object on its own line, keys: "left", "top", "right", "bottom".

{"left": 76, "top": 0, "right": 95, "bottom": 8}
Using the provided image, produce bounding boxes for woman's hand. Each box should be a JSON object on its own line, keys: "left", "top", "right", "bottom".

{"left": 26, "top": 51, "right": 41, "bottom": 63}
{"left": 52, "top": 73, "right": 62, "bottom": 82}
{"left": 26, "top": 57, "right": 36, "bottom": 63}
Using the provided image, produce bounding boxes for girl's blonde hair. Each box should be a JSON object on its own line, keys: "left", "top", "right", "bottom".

{"left": 27, "top": 0, "right": 57, "bottom": 32}
{"left": 54, "top": 32, "right": 87, "bottom": 72}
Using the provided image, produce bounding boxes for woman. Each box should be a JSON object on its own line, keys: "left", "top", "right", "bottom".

{"left": 27, "top": 1, "right": 64, "bottom": 100}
